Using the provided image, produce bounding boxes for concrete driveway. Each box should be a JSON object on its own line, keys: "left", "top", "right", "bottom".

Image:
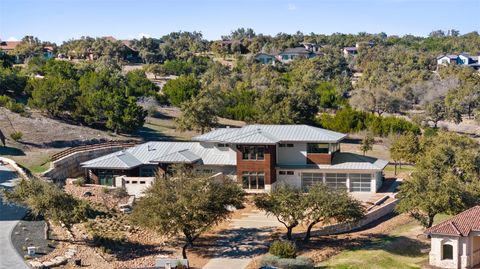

{"left": 202, "top": 210, "right": 279, "bottom": 269}
{"left": 0, "top": 164, "right": 29, "bottom": 269}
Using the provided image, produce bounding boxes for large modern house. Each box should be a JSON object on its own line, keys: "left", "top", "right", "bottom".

{"left": 81, "top": 125, "right": 388, "bottom": 196}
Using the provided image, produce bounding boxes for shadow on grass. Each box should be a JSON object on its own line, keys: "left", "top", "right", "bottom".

{"left": 0, "top": 146, "right": 25, "bottom": 156}
{"left": 134, "top": 125, "right": 179, "bottom": 142}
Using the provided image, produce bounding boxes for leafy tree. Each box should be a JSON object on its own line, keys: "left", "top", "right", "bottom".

{"left": 360, "top": 131, "right": 374, "bottom": 155}
{"left": 28, "top": 76, "right": 79, "bottom": 116}
{"left": 424, "top": 100, "right": 446, "bottom": 128}
{"left": 0, "top": 67, "right": 27, "bottom": 96}
{"left": 176, "top": 88, "right": 221, "bottom": 134}
{"left": 254, "top": 185, "right": 306, "bottom": 240}
{"left": 125, "top": 69, "right": 158, "bottom": 97}
{"left": 105, "top": 95, "right": 147, "bottom": 133}
{"left": 396, "top": 132, "right": 480, "bottom": 227}
{"left": 389, "top": 132, "right": 420, "bottom": 174}
{"left": 303, "top": 184, "right": 364, "bottom": 242}
{"left": 2, "top": 178, "right": 91, "bottom": 238}
{"left": 162, "top": 75, "right": 200, "bottom": 106}
{"left": 132, "top": 169, "right": 244, "bottom": 259}
{"left": 14, "top": 36, "right": 45, "bottom": 61}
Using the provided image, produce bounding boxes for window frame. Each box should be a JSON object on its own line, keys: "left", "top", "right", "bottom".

{"left": 241, "top": 171, "right": 265, "bottom": 190}
{"left": 307, "top": 143, "right": 330, "bottom": 154}
{"left": 442, "top": 244, "right": 453, "bottom": 260}
{"left": 241, "top": 146, "right": 265, "bottom": 160}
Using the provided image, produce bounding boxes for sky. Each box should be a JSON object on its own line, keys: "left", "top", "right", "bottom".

{"left": 1, "top": 0, "right": 479, "bottom": 44}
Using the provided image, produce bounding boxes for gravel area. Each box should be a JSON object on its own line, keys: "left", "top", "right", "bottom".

{"left": 11, "top": 218, "right": 58, "bottom": 260}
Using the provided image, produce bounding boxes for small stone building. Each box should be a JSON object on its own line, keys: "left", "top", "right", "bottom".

{"left": 425, "top": 206, "right": 480, "bottom": 269}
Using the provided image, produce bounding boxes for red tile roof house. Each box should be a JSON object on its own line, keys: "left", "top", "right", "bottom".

{"left": 425, "top": 206, "right": 480, "bottom": 268}
{"left": 81, "top": 125, "right": 388, "bottom": 197}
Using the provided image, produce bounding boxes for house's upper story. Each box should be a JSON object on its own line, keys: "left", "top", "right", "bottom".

{"left": 437, "top": 53, "right": 480, "bottom": 70}
{"left": 342, "top": 41, "right": 374, "bottom": 57}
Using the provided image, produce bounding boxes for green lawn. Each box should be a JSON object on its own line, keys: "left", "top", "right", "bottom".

{"left": 384, "top": 164, "right": 415, "bottom": 173}
{"left": 316, "top": 214, "right": 451, "bottom": 269}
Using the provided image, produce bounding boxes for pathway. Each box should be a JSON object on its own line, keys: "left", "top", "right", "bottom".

{"left": 202, "top": 210, "right": 282, "bottom": 269}
{"left": 0, "top": 164, "right": 29, "bottom": 269}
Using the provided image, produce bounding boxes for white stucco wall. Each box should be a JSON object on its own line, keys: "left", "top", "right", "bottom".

{"left": 276, "top": 142, "right": 307, "bottom": 165}
{"left": 429, "top": 234, "right": 476, "bottom": 269}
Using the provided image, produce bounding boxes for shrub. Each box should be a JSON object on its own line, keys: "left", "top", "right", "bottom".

{"left": 109, "top": 187, "right": 129, "bottom": 198}
{"left": 73, "top": 177, "right": 85, "bottom": 187}
{"left": 260, "top": 254, "right": 314, "bottom": 269}
{"left": 0, "top": 95, "right": 25, "bottom": 113}
{"left": 269, "top": 240, "right": 297, "bottom": 259}
{"left": 10, "top": 131, "right": 23, "bottom": 141}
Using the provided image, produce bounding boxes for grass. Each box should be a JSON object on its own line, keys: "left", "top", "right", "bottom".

{"left": 318, "top": 213, "right": 453, "bottom": 269}
{"left": 28, "top": 161, "right": 51, "bottom": 173}
{"left": 384, "top": 164, "right": 415, "bottom": 173}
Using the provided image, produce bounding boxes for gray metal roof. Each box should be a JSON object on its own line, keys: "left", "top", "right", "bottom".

{"left": 277, "top": 152, "right": 388, "bottom": 171}
{"left": 81, "top": 141, "right": 236, "bottom": 169}
{"left": 193, "top": 125, "right": 346, "bottom": 144}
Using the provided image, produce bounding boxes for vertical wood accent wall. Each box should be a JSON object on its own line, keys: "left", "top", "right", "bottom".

{"left": 236, "top": 145, "right": 276, "bottom": 186}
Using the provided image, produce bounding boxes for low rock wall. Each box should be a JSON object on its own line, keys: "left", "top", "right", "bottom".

{"left": 306, "top": 198, "right": 399, "bottom": 237}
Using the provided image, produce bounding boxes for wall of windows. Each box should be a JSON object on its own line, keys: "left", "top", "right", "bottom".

{"left": 241, "top": 146, "right": 265, "bottom": 160}
{"left": 307, "top": 143, "right": 329, "bottom": 154}
{"left": 140, "top": 166, "right": 157, "bottom": 177}
{"left": 300, "top": 172, "right": 373, "bottom": 192}
{"left": 242, "top": 171, "right": 265, "bottom": 189}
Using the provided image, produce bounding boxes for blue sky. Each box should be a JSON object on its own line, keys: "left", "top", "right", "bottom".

{"left": 1, "top": 0, "right": 479, "bottom": 43}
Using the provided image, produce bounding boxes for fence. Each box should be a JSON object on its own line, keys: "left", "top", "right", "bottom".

{"left": 43, "top": 141, "right": 138, "bottom": 181}
{"left": 50, "top": 141, "right": 138, "bottom": 162}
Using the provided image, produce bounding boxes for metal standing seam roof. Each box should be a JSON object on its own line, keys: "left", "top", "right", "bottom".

{"left": 193, "top": 125, "right": 346, "bottom": 144}
{"left": 276, "top": 152, "right": 389, "bottom": 171}
{"left": 81, "top": 141, "right": 236, "bottom": 169}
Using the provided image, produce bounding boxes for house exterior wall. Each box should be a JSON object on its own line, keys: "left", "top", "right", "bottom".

{"left": 375, "top": 171, "right": 383, "bottom": 192}
{"left": 236, "top": 145, "right": 276, "bottom": 191}
{"left": 429, "top": 234, "right": 475, "bottom": 269}
{"left": 276, "top": 142, "right": 307, "bottom": 165}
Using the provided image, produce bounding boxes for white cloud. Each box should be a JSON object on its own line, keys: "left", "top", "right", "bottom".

{"left": 287, "top": 3, "right": 297, "bottom": 11}
{"left": 7, "top": 36, "right": 18, "bottom": 41}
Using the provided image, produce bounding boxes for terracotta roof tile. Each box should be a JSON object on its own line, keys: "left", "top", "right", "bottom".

{"left": 0, "top": 41, "right": 21, "bottom": 51}
{"left": 425, "top": 206, "right": 480, "bottom": 236}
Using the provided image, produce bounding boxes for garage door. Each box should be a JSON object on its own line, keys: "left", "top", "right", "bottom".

{"left": 350, "top": 173, "right": 371, "bottom": 192}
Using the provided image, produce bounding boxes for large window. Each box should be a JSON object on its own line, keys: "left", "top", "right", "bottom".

{"left": 140, "top": 166, "right": 157, "bottom": 177}
{"left": 325, "top": 173, "right": 347, "bottom": 190}
{"left": 442, "top": 244, "right": 453, "bottom": 260}
{"left": 242, "top": 172, "right": 265, "bottom": 189}
{"left": 307, "top": 143, "right": 329, "bottom": 154}
{"left": 241, "top": 146, "right": 265, "bottom": 160}
{"left": 350, "top": 173, "right": 371, "bottom": 192}
{"left": 302, "top": 173, "right": 323, "bottom": 191}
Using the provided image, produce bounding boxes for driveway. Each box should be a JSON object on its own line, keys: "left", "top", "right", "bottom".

{"left": 0, "top": 164, "right": 29, "bottom": 269}
{"left": 202, "top": 210, "right": 280, "bottom": 269}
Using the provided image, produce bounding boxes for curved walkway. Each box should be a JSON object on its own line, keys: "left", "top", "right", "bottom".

{"left": 0, "top": 164, "right": 29, "bottom": 269}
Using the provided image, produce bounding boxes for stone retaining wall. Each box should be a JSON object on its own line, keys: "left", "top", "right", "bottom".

{"left": 306, "top": 197, "right": 399, "bottom": 237}
{"left": 42, "top": 146, "right": 127, "bottom": 181}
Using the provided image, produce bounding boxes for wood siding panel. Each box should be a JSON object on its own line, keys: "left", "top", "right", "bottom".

{"left": 306, "top": 153, "right": 332, "bottom": 165}
{"left": 236, "top": 145, "right": 276, "bottom": 185}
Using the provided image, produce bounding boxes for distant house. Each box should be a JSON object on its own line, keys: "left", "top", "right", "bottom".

{"left": 278, "top": 47, "right": 316, "bottom": 63}
{"left": 342, "top": 41, "right": 374, "bottom": 57}
{"left": 425, "top": 206, "right": 480, "bottom": 268}
{"left": 101, "top": 36, "right": 140, "bottom": 62}
{"left": 437, "top": 53, "right": 480, "bottom": 70}
{"left": 255, "top": 53, "right": 276, "bottom": 65}
{"left": 0, "top": 40, "right": 54, "bottom": 63}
